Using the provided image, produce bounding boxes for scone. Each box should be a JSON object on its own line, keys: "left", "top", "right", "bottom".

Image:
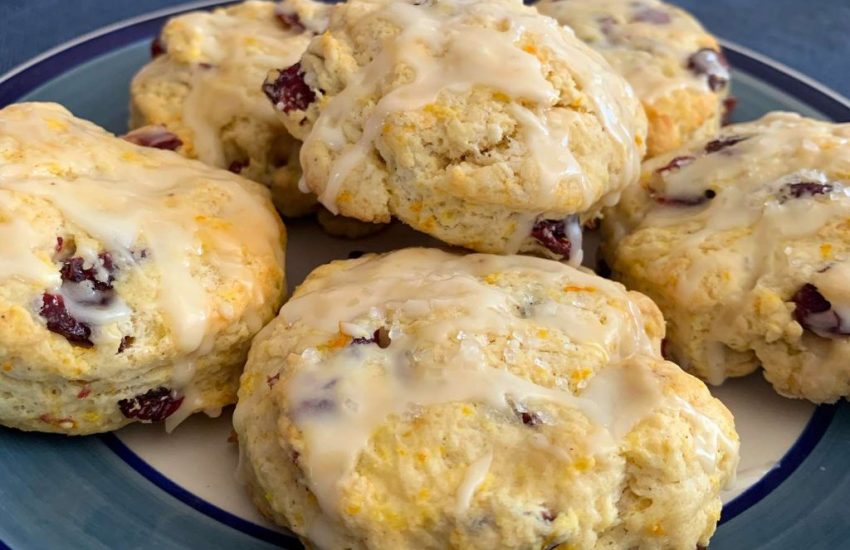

{"left": 265, "top": 0, "right": 647, "bottom": 265}
{"left": 234, "top": 248, "right": 738, "bottom": 550}
{"left": 601, "top": 112, "right": 850, "bottom": 403}
{"left": 536, "top": 0, "right": 732, "bottom": 158}
{"left": 129, "top": 0, "right": 325, "bottom": 217}
{"left": 0, "top": 103, "right": 286, "bottom": 435}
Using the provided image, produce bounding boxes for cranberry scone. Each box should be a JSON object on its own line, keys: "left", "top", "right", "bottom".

{"left": 536, "top": 0, "right": 732, "bottom": 158}
{"left": 0, "top": 103, "right": 286, "bottom": 434}
{"left": 602, "top": 112, "right": 850, "bottom": 403}
{"left": 234, "top": 248, "right": 738, "bottom": 550}
{"left": 129, "top": 0, "right": 325, "bottom": 218}
{"left": 265, "top": 0, "right": 647, "bottom": 265}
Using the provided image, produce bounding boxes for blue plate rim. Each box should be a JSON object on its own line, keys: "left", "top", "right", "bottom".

{"left": 1, "top": 2, "right": 849, "bottom": 549}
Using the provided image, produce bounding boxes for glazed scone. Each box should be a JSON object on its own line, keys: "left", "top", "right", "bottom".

{"left": 601, "top": 112, "right": 850, "bottom": 403}
{"left": 129, "top": 0, "right": 325, "bottom": 217}
{"left": 537, "top": 0, "right": 731, "bottom": 158}
{"left": 264, "top": 0, "right": 647, "bottom": 264}
{"left": 234, "top": 248, "right": 738, "bottom": 550}
{"left": 0, "top": 103, "right": 286, "bottom": 435}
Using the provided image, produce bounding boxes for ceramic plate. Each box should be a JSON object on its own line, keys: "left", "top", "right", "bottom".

{"left": 1, "top": 2, "right": 849, "bottom": 549}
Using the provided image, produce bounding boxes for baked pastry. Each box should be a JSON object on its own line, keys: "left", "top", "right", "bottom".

{"left": 601, "top": 112, "right": 850, "bottom": 403}
{"left": 536, "top": 0, "right": 732, "bottom": 158}
{"left": 129, "top": 0, "right": 325, "bottom": 217}
{"left": 234, "top": 248, "right": 738, "bottom": 549}
{"left": 0, "top": 102, "right": 286, "bottom": 434}
{"left": 265, "top": 0, "right": 647, "bottom": 265}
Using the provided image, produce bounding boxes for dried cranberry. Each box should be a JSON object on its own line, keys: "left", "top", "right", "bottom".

{"left": 687, "top": 48, "right": 730, "bottom": 91}
{"left": 779, "top": 182, "right": 834, "bottom": 202}
{"left": 792, "top": 283, "right": 850, "bottom": 337}
{"left": 77, "top": 387, "right": 91, "bottom": 399}
{"left": 60, "top": 253, "right": 114, "bottom": 292}
{"left": 122, "top": 126, "right": 183, "bottom": 151}
{"left": 541, "top": 509, "right": 556, "bottom": 522}
{"left": 118, "top": 387, "right": 184, "bottom": 421}
{"left": 40, "top": 293, "right": 93, "bottom": 347}
{"left": 263, "top": 63, "right": 316, "bottom": 114}
{"left": 55, "top": 236, "right": 64, "bottom": 253}
{"left": 705, "top": 135, "right": 747, "bottom": 154}
{"left": 722, "top": 96, "right": 738, "bottom": 125}
{"left": 632, "top": 6, "right": 671, "bottom": 24}
{"left": 228, "top": 160, "right": 247, "bottom": 174}
{"left": 653, "top": 189, "right": 716, "bottom": 207}
{"left": 656, "top": 155, "right": 695, "bottom": 174}
{"left": 531, "top": 216, "right": 579, "bottom": 260}
{"left": 117, "top": 335, "right": 135, "bottom": 354}
{"left": 150, "top": 35, "right": 165, "bottom": 58}
{"left": 295, "top": 397, "right": 336, "bottom": 416}
{"left": 274, "top": 5, "right": 305, "bottom": 31}
{"left": 352, "top": 327, "right": 391, "bottom": 348}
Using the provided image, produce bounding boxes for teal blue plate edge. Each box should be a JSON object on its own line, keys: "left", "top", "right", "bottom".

{"left": 1, "top": 2, "right": 850, "bottom": 549}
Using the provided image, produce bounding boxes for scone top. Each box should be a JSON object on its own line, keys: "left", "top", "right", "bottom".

{"left": 235, "top": 248, "right": 738, "bottom": 549}
{"left": 0, "top": 102, "right": 284, "bottom": 363}
{"left": 264, "top": 0, "right": 647, "bottom": 260}
{"left": 602, "top": 112, "right": 850, "bottom": 400}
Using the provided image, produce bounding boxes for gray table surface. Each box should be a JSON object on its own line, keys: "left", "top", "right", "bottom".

{"left": 1, "top": 0, "right": 849, "bottom": 97}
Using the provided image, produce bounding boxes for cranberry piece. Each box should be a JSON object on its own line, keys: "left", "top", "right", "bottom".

{"left": 263, "top": 63, "right": 316, "bottom": 114}
{"left": 352, "top": 327, "right": 392, "bottom": 348}
{"left": 654, "top": 188, "right": 716, "bottom": 207}
{"left": 55, "top": 236, "right": 65, "bottom": 253}
{"left": 779, "top": 182, "right": 834, "bottom": 202}
{"left": 40, "top": 293, "right": 93, "bottom": 347}
{"left": 531, "top": 216, "right": 579, "bottom": 260}
{"left": 656, "top": 155, "right": 695, "bottom": 174}
{"left": 632, "top": 6, "right": 671, "bottom": 24}
{"left": 150, "top": 35, "right": 165, "bottom": 58}
{"left": 118, "top": 387, "right": 184, "bottom": 421}
{"left": 295, "top": 397, "right": 336, "bottom": 416}
{"left": 228, "top": 160, "right": 247, "bottom": 174}
{"left": 60, "top": 254, "right": 114, "bottom": 292}
{"left": 117, "top": 335, "right": 135, "bottom": 354}
{"left": 792, "top": 283, "right": 850, "bottom": 337}
{"left": 722, "top": 96, "right": 738, "bottom": 125}
{"left": 122, "top": 126, "right": 183, "bottom": 151}
{"left": 687, "top": 48, "right": 730, "bottom": 91}
{"left": 704, "top": 135, "right": 746, "bottom": 154}
{"left": 77, "top": 387, "right": 91, "bottom": 399}
{"left": 274, "top": 5, "right": 305, "bottom": 31}
{"left": 541, "top": 509, "right": 556, "bottom": 522}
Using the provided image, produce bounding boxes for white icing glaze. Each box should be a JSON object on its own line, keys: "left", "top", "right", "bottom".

{"left": 0, "top": 216, "right": 60, "bottom": 287}
{"left": 537, "top": 0, "right": 721, "bottom": 102}
{"left": 0, "top": 103, "right": 282, "bottom": 354}
{"left": 277, "top": 248, "right": 732, "bottom": 542}
{"left": 455, "top": 451, "right": 493, "bottom": 514}
{"left": 305, "top": 0, "right": 641, "bottom": 216}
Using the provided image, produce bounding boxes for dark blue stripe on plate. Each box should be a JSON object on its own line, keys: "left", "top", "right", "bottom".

{"left": 720, "top": 402, "right": 839, "bottom": 523}
{"left": 99, "top": 433, "right": 301, "bottom": 548}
